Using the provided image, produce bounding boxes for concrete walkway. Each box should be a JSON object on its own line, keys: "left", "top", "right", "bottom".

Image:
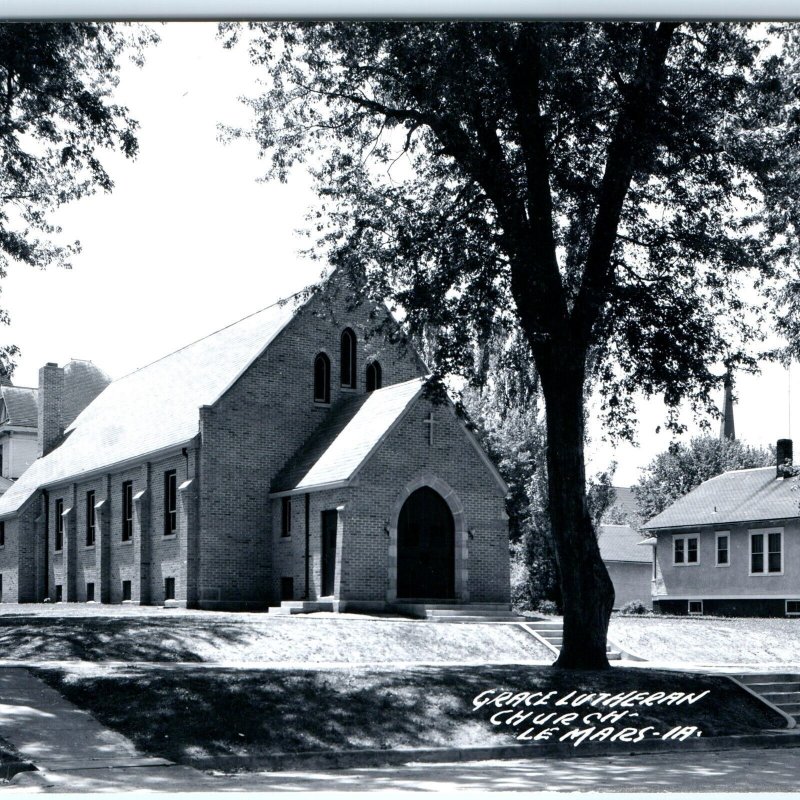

{"left": 0, "top": 668, "right": 212, "bottom": 789}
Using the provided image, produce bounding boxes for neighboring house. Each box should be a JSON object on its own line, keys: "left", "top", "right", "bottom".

{"left": 0, "top": 270, "right": 509, "bottom": 611}
{"left": 641, "top": 439, "right": 800, "bottom": 617}
{"left": 597, "top": 524, "right": 652, "bottom": 609}
{"left": 0, "top": 382, "right": 39, "bottom": 486}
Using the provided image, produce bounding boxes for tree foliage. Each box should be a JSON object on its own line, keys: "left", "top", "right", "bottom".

{"left": 0, "top": 23, "right": 155, "bottom": 374}
{"left": 634, "top": 436, "right": 775, "bottom": 522}
{"left": 226, "top": 21, "right": 800, "bottom": 667}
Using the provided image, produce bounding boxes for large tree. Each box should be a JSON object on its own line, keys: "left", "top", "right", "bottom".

{"left": 226, "top": 22, "right": 800, "bottom": 667}
{"left": 0, "top": 23, "right": 154, "bottom": 373}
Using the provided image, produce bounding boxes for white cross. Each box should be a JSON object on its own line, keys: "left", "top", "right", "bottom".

{"left": 424, "top": 411, "right": 436, "bottom": 446}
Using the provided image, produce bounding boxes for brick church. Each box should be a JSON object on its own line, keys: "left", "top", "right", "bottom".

{"left": 0, "top": 271, "right": 510, "bottom": 612}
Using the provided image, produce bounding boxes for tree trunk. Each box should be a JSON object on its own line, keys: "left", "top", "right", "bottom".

{"left": 539, "top": 357, "right": 615, "bottom": 669}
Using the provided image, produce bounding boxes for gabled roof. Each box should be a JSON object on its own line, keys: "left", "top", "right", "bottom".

{"left": 641, "top": 466, "right": 797, "bottom": 530}
{"left": 0, "top": 296, "right": 301, "bottom": 518}
{"left": 272, "top": 378, "right": 425, "bottom": 494}
{"left": 1, "top": 386, "right": 38, "bottom": 428}
{"left": 598, "top": 524, "right": 652, "bottom": 563}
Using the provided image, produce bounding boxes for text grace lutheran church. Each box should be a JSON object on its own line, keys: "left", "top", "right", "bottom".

{"left": 0, "top": 269, "right": 511, "bottom": 614}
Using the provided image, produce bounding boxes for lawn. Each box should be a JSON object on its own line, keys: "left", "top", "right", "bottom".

{"left": 609, "top": 617, "right": 800, "bottom": 664}
{"left": 0, "top": 611, "right": 551, "bottom": 664}
{"left": 36, "top": 664, "right": 785, "bottom": 767}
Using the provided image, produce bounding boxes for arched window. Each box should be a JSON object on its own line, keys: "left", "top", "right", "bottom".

{"left": 313, "top": 353, "right": 330, "bottom": 404}
{"left": 365, "top": 360, "right": 382, "bottom": 392}
{"left": 340, "top": 328, "right": 357, "bottom": 388}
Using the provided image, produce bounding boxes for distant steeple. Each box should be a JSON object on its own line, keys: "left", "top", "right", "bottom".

{"left": 720, "top": 368, "right": 735, "bottom": 441}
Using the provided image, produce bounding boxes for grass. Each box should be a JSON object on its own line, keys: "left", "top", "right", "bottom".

{"left": 0, "top": 613, "right": 551, "bottom": 663}
{"left": 35, "top": 664, "right": 786, "bottom": 767}
{"left": 609, "top": 616, "right": 800, "bottom": 664}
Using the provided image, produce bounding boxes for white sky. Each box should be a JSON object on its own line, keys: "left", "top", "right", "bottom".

{"left": 3, "top": 21, "right": 796, "bottom": 488}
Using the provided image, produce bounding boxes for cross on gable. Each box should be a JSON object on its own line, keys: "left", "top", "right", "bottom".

{"left": 424, "top": 411, "right": 436, "bottom": 446}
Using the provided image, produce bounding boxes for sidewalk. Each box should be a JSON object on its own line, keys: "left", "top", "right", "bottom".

{"left": 0, "top": 668, "right": 213, "bottom": 791}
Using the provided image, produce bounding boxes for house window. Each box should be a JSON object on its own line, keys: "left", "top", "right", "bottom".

{"left": 86, "top": 582, "right": 95, "bottom": 602}
{"left": 281, "top": 497, "right": 292, "bottom": 537}
{"left": 164, "top": 577, "right": 175, "bottom": 601}
{"left": 313, "top": 353, "right": 331, "bottom": 404}
{"left": 673, "top": 534, "right": 698, "bottom": 566}
{"left": 715, "top": 532, "right": 729, "bottom": 567}
{"left": 55, "top": 498, "right": 64, "bottom": 551}
{"left": 122, "top": 481, "right": 133, "bottom": 541}
{"left": 122, "top": 580, "right": 132, "bottom": 601}
{"left": 0, "top": 521, "right": 4, "bottom": 548}
{"left": 55, "top": 584, "right": 63, "bottom": 602}
{"left": 340, "top": 328, "right": 356, "bottom": 388}
{"left": 787, "top": 600, "right": 800, "bottom": 617}
{"left": 688, "top": 600, "right": 703, "bottom": 615}
{"left": 86, "top": 491, "right": 96, "bottom": 546}
{"left": 365, "top": 360, "right": 382, "bottom": 392}
{"left": 750, "top": 529, "right": 783, "bottom": 575}
{"left": 164, "top": 470, "right": 177, "bottom": 535}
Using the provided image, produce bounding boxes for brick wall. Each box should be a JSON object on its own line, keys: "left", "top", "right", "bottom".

{"left": 197, "top": 278, "right": 424, "bottom": 607}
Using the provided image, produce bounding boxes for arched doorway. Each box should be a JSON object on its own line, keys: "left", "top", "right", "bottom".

{"left": 397, "top": 486, "right": 455, "bottom": 599}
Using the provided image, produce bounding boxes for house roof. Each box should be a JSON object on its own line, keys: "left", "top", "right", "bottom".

{"left": 641, "top": 466, "right": 797, "bottom": 530}
{"left": 0, "top": 296, "right": 301, "bottom": 518}
{"left": 598, "top": 524, "right": 652, "bottom": 563}
{"left": 0, "top": 475, "right": 13, "bottom": 494}
{"left": 272, "top": 377, "right": 425, "bottom": 494}
{"left": 1, "top": 386, "right": 38, "bottom": 428}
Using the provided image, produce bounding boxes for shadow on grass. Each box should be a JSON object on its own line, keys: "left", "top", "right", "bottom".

{"left": 0, "top": 618, "right": 256, "bottom": 662}
{"left": 35, "top": 665, "right": 787, "bottom": 765}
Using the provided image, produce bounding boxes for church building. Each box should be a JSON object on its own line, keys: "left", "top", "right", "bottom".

{"left": 0, "top": 271, "right": 510, "bottom": 612}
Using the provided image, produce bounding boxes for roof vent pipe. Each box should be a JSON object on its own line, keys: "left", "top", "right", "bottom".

{"left": 777, "top": 439, "right": 793, "bottom": 479}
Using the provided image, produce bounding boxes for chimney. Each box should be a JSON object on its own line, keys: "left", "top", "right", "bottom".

{"left": 777, "top": 438, "right": 793, "bottom": 479}
{"left": 38, "top": 362, "right": 64, "bottom": 457}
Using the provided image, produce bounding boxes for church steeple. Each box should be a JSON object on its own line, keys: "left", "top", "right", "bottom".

{"left": 720, "top": 368, "right": 735, "bottom": 442}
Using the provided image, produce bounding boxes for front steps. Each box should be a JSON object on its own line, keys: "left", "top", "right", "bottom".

{"left": 267, "top": 600, "right": 335, "bottom": 616}
{"left": 731, "top": 673, "right": 800, "bottom": 726}
{"left": 389, "top": 602, "right": 523, "bottom": 622}
{"left": 266, "top": 600, "right": 521, "bottom": 621}
{"left": 523, "top": 619, "right": 622, "bottom": 660}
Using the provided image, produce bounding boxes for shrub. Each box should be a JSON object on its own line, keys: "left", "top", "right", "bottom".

{"left": 620, "top": 600, "right": 650, "bottom": 615}
{"left": 536, "top": 599, "right": 560, "bottom": 616}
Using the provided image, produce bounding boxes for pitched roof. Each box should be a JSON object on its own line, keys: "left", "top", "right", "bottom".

{"left": 0, "top": 297, "right": 300, "bottom": 518}
{"left": 272, "top": 377, "right": 425, "bottom": 494}
{"left": 598, "top": 524, "right": 652, "bottom": 563}
{"left": 1, "top": 386, "right": 38, "bottom": 428}
{"left": 641, "top": 466, "right": 797, "bottom": 530}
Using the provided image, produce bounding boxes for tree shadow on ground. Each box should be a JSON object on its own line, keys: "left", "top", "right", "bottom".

{"left": 34, "top": 664, "right": 786, "bottom": 765}
{"left": 0, "top": 618, "right": 260, "bottom": 662}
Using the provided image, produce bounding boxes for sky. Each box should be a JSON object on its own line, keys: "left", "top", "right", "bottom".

{"left": 3, "top": 21, "right": 799, "bottom": 488}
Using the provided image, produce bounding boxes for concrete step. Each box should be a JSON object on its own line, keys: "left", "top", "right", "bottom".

{"left": 425, "top": 615, "right": 524, "bottom": 623}
{"left": 762, "top": 692, "right": 800, "bottom": 704}
{"left": 776, "top": 702, "right": 800, "bottom": 715}
{"left": 734, "top": 674, "right": 800, "bottom": 686}
{"left": 268, "top": 601, "right": 334, "bottom": 615}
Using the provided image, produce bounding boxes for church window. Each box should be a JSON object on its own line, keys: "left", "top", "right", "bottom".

{"left": 340, "top": 328, "right": 357, "bottom": 388}
{"left": 164, "top": 577, "right": 175, "bottom": 601}
{"left": 313, "top": 353, "right": 330, "bottom": 404}
{"left": 55, "top": 498, "right": 64, "bottom": 551}
{"left": 0, "top": 521, "right": 4, "bottom": 547}
{"left": 365, "top": 361, "right": 382, "bottom": 392}
{"left": 281, "top": 497, "right": 292, "bottom": 537}
{"left": 55, "top": 584, "right": 62, "bottom": 602}
{"left": 122, "top": 482, "right": 133, "bottom": 541}
{"left": 164, "top": 470, "right": 177, "bottom": 535}
{"left": 86, "top": 491, "right": 96, "bottom": 546}
{"left": 86, "top": 582, "right": 95, "bottom": 601}
{"left": 122, "top": 580, "right": 131, "bottom": 601}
